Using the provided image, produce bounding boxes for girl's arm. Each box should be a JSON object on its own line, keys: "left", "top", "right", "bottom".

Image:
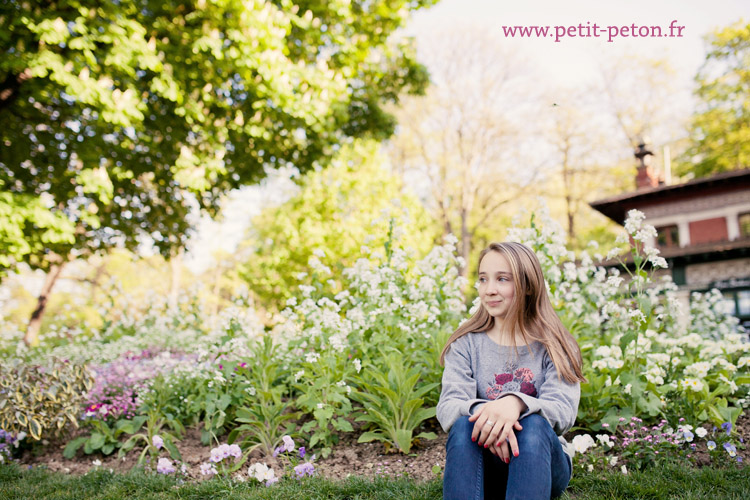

{"left": 497, "top": 349, "right": 580, "bottom": 435}
{"left": 436, "top": 339, "right": 487, "bottom": 432}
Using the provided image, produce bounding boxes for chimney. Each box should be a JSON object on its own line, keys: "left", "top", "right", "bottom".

{"left": 634, "top": 141, "right": 658, "bottom": 189}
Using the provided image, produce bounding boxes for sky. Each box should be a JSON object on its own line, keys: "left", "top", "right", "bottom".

{"left": 408, "top": 0, "right": 747, "bottom": 86}
{"left": 183, "top": 0, "right": 748, "bottom": 274}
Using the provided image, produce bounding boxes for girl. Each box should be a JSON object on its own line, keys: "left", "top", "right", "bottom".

{"left": 437, "top": 242, "right": 585, "bottom": 500}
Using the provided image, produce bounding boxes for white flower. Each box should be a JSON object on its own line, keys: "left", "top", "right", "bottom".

{"left": 621, "top": 465, "right": 628, "bottom": 475}
{"left": 649, "top": 255, "right": 668, "bottom": 269}
{"left": 609, "top": 456, "right": 618, "bottom": 466}
{"left": 685, "top": 362, "right": 710, "bottom": 379}
{"left": 249, "top": 462, "right": 276, "bottom": 483}
{"left": 606, "top": 276, "right": 624, "bottom": 287}
{"left": 92, "top": 459, "right": 102, "bottom": 467}
{"left": 596, "top": 434, "right": 613, "bottom": 448}
{"left": 695, "top": 427, "right": 707, "bottom": 438}
{"left": 624, "top": 384, "right": 632, "bottom": 395}
{"left": 353, "top": 358, "right": 362, "bottom": 373}
{"left": 305, "top": 352, "right": 320, "bottom": 363}
{"left": 572, "top": 434, "right": 596, "bottom": 453}
{"left": 680, "top": 378, "right": 705, "bottom": 393}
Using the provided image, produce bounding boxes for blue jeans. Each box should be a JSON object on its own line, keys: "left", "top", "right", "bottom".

{"left": 443, "top": 414, "right": 571, "bottom": 500}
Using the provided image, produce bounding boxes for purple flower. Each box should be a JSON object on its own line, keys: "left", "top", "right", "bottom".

{"left": 298, "top": 447, "right": 306, "bottom": 459}
{"left": 721, "top": 422, "right": 732, "bottom": 436}
{"left": 200, "top": 462, "right": 217, "bottom": 476}
{"left": 157, "top": 458, "right": 176, "bottom": 474}
{"left": 152, "top": 435, "right": 164, "bottom": 450}
{"left": 723, "top": 442, "right": 737, "bottom": 457}
{"left": 294, "top": 462, "right": 315, "bottom": 478}
{"left": 282, "top": 435, "right": 295, "bottom": 453}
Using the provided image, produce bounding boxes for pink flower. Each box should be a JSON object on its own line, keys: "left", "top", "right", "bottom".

{"left": 514, "top": 368, "right": 534, "bottom": 382}
{"left": 486, "top": 385, "right": 503, "bottom": 400}
{"left": 520, "top": 382, "right": 537, "bottom": 397}
{"left": 495, "top": 373, "right": 513, "bottom": 384}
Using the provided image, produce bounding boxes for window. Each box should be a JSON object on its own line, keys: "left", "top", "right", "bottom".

{"left": 739, "top": 290, "right": 750, "bottom": 317}
{"left": 739, "top": 213, "right": 750, "bottom": 238}
{"left": 656, "top": 225, "right": 679, "bottom": 248}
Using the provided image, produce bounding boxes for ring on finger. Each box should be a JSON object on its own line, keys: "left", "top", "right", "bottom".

{"left": 485, "top": 420, "right": 495, "bottom": 427}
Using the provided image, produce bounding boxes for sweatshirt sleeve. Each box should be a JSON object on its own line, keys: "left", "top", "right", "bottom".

{"left": 436, "top": 339, "right": 487, "bottom": 432}
{"left": 499, "top": 349, "right": 580, "bottom": 435}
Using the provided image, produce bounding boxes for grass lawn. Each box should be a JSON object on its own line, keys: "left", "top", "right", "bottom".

{"left": 1, "top": 463, "right": 748, "bottom": 499}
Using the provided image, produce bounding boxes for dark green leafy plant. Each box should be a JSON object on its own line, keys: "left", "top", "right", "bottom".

{"left": 228, "top": 336, "right": 298, "bottom": 455}
{"left": 63, "top": 415, "right": 146, "bottom": 458}
{"left": 351, "top": 350, "right": 438, "bottom": 454}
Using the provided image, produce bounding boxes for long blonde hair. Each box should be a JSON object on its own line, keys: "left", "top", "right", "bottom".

{"left": 440, "top": 242, "right": 585, "bottom": 384}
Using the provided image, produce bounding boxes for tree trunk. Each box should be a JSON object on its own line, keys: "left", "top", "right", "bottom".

{"left": 25, "top": 261, "right": 66, "bottom": 347}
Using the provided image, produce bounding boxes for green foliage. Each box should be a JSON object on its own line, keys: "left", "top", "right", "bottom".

{"left": 228, "top": 336, "right": 298, "bottom": 455}
{"left": 118, "top": 412, "right": 182, "bottom": 465}
{"left": 0, "top": 358, "right": 93, "bottom": 441}
{"left": 682, "top": 20, "right": 750, "bottom": 177}
{"left": 63, "top": 415, "right": 146, "bottom": 458}
{"left": 238, "top": 139, "right": 439, "bottom": 311}
{"left": 351, "top": 350, "right": 438, "bottom": 454}
{"left": 0, "top": 0, "right": 433, "bottom": 276}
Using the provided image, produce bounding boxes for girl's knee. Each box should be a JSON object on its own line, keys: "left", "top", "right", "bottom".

{"left": 447, "top": 416, "right": 475, "bottom": 450}
{"left": 451, "top": 415, "right": 473, "bottom": 433}
{"left": 516, "top": 414, "right": 554, "bottom": 451}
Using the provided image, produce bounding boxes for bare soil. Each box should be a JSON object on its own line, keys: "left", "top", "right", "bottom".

{"left": 18, "top": 413, "right": 748, "bottom": 482}
{"left": 19, "top": 424, "right": 447, "bottom": 482}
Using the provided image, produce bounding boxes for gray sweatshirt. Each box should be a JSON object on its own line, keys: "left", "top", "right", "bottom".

{"left": 436, "top": 332, "right": 580, "bottom": 460}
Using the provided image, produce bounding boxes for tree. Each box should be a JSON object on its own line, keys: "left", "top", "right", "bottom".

{"left": 0, "top": 0, "right": 434, "bottom": 345}
{"left": 537, "top": 89, "right": 630, "bottom": 249}
{"left": 237, "top": 139, "right": 439, "bottom": 312}
{"left": 682, "top": 20, "right": 750, "bottom": 177}
{"left": 598, "top": 53, "right": 688, "bottom": 155}
{"left": 388, "top": 26, "right": 542, "bottom": 279}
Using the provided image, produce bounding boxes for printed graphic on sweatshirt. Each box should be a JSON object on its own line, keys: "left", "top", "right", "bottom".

{"left": 486, "top": 367, "right": 538, "bottom": 399}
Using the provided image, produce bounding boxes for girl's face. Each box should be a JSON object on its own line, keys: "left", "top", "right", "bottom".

{"left": 478, "top": 251, "right": 516, "bottom": 320}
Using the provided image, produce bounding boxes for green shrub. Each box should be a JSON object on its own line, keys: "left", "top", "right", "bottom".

{"left": 0, "top": 358, "right": 93, "bottom": 441}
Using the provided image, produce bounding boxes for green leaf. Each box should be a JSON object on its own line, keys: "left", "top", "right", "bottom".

{"left": 357, "top": 431, "right": 384, "bottom": 444}
{"left": 332, "top": 418, "right": 354, "bottom": 432}
{"left": 63, "top": 437, "right": 88, "bottom": 459}
{"left": 88, "top": 432, "right": 105, "bottom": 450}
{"left": 394, "top": 429, "right": 413, "bottom": 454}
{"left": 164, "top": 438, "right": 182, "bottom": 461}
{"left": 28, "top": 418, "right": 43, "bottom": 441}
